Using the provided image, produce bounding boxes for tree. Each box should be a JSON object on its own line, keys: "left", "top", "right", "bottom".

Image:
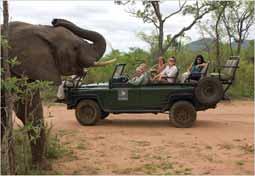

{"left": 116, "top": 0, "right": 218, "bottom": 61}
{"left": 1, "top": 0, "right": 16, "bottom": 174}
{"left": 197, "top": 1, "right": 242, "bottom": 68}
{"left": 223, "top": 1, "right": 254, "bottom": 55}
{"left": 214, "top": 2, "right": 229, "bottom": 67}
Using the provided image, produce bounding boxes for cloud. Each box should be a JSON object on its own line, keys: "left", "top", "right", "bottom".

{"left": 8, "top": 0, "right": 254, "bottom": 54}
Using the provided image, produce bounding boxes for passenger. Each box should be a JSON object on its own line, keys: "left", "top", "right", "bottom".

{"left": 181, "top": 54, "right": 207, "bottom": 83}
{"left": 130, "top": 66, "right": 142, "bottom": 82}
{"left": 129, "top": 63, "right": 149, "bottom": 86}
{"left": 153, "top": 57, "right": 178, "bottom": 83}
{"left": 156, "top": 56, "right": 166, "bottom": 74}
{"left": 55, "top": 75, "right": 78, "bottom": 103}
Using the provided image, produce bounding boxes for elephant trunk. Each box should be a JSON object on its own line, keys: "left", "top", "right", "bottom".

{"left": 52, "top": 19, "right": 106, "bottom": 60}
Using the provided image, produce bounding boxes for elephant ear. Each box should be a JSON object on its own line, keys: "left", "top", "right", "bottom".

{"left": 36, "top": 26, "right": 80, "bottom": 76}
{"left": 10, "top": 26, "right": 62, "bottom": 85}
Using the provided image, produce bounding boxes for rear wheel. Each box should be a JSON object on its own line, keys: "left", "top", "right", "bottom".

{"left": 75, "top": 100, "right": 100, "bottom": 125}
{"left": 170, "top": 101, "right": 197, "bottom": 128}
{"left": 101, "top": 111, "right": 110, "bottom": 119}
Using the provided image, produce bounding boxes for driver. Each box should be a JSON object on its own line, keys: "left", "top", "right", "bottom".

{"left": 128, "top": 63, "right": 149, "bottom": 86}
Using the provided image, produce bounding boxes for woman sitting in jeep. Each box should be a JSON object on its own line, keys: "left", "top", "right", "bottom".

{"left": 181, "top": 55, "right": 207, "bottom": 82}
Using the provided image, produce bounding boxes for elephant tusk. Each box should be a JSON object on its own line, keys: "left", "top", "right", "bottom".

{"left": 93, "top": 58, "right": 117, "bottom": 67}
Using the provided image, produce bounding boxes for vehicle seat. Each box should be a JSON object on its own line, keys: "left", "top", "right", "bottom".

{"left": 210, "top": 56, "right": 240, "bottom": 94}
{"left": 210, "top": 59, "right": 239, "bottom": 81}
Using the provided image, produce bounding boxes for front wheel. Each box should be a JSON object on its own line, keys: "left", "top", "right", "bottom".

{"left": 170, "top": 101, "right": 197, "bottom": 128}
{"left": 75, "top": 100, "right": 101, "bottom": 125}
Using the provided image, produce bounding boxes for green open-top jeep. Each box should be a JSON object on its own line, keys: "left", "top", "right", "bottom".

{"left": 63, "top": 61, "right": 238, "bottom": 128}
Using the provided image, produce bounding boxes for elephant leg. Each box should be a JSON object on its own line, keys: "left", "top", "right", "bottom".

{"left": 14, "top": 89, "right": 46, "bottom": 167}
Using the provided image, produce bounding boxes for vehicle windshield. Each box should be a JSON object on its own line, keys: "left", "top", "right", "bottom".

{"left": 112, "top": 64, "right": 125, "bottom": 79}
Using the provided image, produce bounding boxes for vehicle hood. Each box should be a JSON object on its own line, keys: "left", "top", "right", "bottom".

{"left": 80, "top": 82, "right": 109, "bottom": 88}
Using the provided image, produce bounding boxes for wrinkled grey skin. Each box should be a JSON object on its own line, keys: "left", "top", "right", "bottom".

{"left": 5, "top": 19, "right": 106, "bottom": 165}
{"left": 9, "top": 19, "right": 106, "bottom": 85}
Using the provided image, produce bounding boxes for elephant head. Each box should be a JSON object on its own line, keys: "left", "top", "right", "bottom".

{"left": 7, "top": 19, "right": 113, "bottom": 85}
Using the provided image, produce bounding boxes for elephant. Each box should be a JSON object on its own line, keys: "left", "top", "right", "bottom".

{"left": 1, "top": 19, "right": 110, "bottom": 166}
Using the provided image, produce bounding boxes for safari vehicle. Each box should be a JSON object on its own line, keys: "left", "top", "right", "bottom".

{"left": 64, "top": 57, "right": 239, "bottom": 128}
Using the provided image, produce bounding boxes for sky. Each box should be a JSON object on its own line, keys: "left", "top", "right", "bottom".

{"left": 5, "top": 0, "right": 255, "bottom": 54}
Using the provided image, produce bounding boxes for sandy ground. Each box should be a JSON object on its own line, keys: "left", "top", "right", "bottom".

{"left": 39, "top": 101, "right": 254, "bottom": 174}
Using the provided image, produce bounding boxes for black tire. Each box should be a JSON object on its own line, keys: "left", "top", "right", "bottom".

{"left": 101, "top": 111, "right": 110, "bottom": 119}
{"left": 170, "top": 101, "right": 197, "bottom": 128}
{"left": 75, "top": 100, "right": 101, "bottom": 125}
{"left": 195, "top": 77, "right": 223, "bottom": 105}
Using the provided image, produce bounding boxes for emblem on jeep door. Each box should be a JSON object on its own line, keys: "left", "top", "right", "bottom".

{"left": 118, "top": 89, "right": 128, "bottom": 101}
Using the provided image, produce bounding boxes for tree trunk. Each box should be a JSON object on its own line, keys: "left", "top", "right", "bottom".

{"left": 158, "top": 21, "right": 164, "bottom": 58}
{"left": 1, "top": 0, "right": 16, "bottom": 174}
{"left": 228, "top": 37, "right": 233, "bottom": 56}
{"left": 215, "top": 4, "right": 227, "bottom": 69}
{"left": 236, "top": 37, "right": 242, "bottom": 55}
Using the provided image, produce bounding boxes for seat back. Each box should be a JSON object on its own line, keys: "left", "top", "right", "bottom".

{"left": 221, "top": 58, "right": 240, "bottom": 81}
{"left": 173, "top": 67, "right": 180, "bottom": 83}
{"left": 200, "top": 62, "right": 210, "bottom": 78}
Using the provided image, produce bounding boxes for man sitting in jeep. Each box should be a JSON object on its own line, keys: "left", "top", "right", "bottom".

{"left": 129, "top": 63, "right": 150, "bottom": 86}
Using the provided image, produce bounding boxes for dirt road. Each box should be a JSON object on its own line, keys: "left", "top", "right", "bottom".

{"left": 43, "top": 100, "right": 254, "bottom": 175}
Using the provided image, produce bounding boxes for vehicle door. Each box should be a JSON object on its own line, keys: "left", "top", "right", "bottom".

{"left": 137, "top": 84, "right": 174, "bottom": 110}
{"left": 103, "top": 85, "right": 140, "bottom": 111}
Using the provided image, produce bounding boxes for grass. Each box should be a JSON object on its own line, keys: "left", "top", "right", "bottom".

{"left": 205, "top": 145, "right": 213, "bottom": 150}
{"left": 130, "top": 140, "right": 151, "bottom": 147}
{"left": 174, "top": 167, "right": 192, "bottom": 175}
{"left": 112, "top": 160, "right": 193, "bottom": 175}
{"left": 76, "top": 142, "right": 86, "bottom": 150}
{"left": 8, "top": 127, "right": 69, "bottom": 175}
{"left": 143, "top": 163, "right": 159, "bottom": 174}
{"left": 236, "top": 160, "right": 244, "bottom": 166}
{"left": 57, "top": 129, "right": 76, "bottom": 137}
{"left": 233, "top": 138, "right": 242, "bottom": 142}
{"left": 46, "top": 134, "right": 69, "bottom": 159}
{"left": 161, "top": 162, "right": 173, "bottom": 170}
{"left": 239, "top": 143, "right": 254, "bottom": 154}
{"left": 218, "top": 143, "right": 233, "bottom": 150}
{"left": 130, "top": 153, "right": 141, "bottom": 159}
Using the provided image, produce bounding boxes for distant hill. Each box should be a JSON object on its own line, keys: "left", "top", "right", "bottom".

{"left": 185, "top": 38, "right": 253, "bottom": 51}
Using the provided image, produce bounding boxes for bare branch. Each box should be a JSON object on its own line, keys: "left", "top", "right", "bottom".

{"left": 163, "top": 0, "right": 187, "bottom": 22}
{"left": 145, "top": 16, "right": 160, "bottom": 28}
{"left": 114, "top": 0, "right": 131, "bottom": 5}
{"left": 162, "top": 8, "right": 213, "bottom": 53}
{"left": 126, "top": 6, "right": 159, "bottom": 28}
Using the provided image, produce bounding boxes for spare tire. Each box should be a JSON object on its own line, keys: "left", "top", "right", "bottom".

{"left": 195, "top": 77, "right": 223, "bottom": 105}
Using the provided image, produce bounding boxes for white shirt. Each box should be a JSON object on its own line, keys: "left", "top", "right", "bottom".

{"left": 160, "top": 65, "right": 178, "bottom": 83}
